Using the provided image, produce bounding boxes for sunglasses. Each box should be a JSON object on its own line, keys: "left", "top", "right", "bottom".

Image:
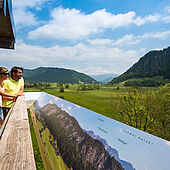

{"left": 0, "top": 73, "right": 9, "bottom": 75}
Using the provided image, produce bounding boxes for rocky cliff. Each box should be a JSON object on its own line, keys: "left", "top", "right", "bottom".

{"left": 36, "top": 103, "right": 124, "bottom": 170}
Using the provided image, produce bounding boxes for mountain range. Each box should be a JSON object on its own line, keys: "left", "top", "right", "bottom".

{"left": 109, "top": 46, "right": 170, "bottom": 84}
{"left": 84, "top": 129, "right": 135, "bottom": 170}
{"left": 23, "top": 67, "right": 96, "bottom": 84}
{"left": 34, "top": 102, "right": 124, "bottom": 170}
{"left": 90, "top": 74, "right": 119, "bottom": 83}
{"left": 23, "top": 46, "right": 170, "bottom": 85}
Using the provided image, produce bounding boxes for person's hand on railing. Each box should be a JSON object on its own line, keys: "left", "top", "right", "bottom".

{"left": 15, "top": 91, "right": 25, "bottom": 97}
{"left": 13, "top": 92, "right": 24, "bottom": 102}
{"left": 13, "top": 97, "right": 17, "bottom": 102}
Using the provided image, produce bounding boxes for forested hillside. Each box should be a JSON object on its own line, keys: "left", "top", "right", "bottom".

{"left": 109, "top": 46, "right": 170, "bottom": 85}
{"left": 23, "top": 67, "right": 96, "bottom": 84}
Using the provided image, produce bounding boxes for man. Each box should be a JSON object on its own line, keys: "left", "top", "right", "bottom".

{"left": 2, "top": 66, "right": 24, "bottom": 119}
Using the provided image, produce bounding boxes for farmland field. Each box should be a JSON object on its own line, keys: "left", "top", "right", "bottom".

{"left": 26, "top": 85, "right": 125, "bottom": 120}
{"left": 25, "top": 85, "right": 157, "bottom": 122}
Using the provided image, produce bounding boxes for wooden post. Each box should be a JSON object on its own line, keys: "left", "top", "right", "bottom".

{"left": 0, "top": 96, "right": 36, "bottom": 170}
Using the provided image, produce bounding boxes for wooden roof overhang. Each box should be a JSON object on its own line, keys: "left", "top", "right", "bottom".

{"left": 0, "top": 0, "right": 15, "bottom": 49}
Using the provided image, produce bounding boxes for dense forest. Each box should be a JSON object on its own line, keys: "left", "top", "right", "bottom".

{"left": 23, "top": 67, "right": 96, "bottom": 84}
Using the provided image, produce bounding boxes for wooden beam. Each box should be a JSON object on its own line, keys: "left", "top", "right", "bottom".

{"left": 0, "top": 96, "right": 36, "bottom": 170}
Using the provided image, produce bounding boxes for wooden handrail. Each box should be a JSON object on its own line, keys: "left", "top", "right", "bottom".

{"left": 0, "top": 96, "right": 36, "bottom": 170}
{"left": 0, "top": 102, "right": 15, "bottom": 139}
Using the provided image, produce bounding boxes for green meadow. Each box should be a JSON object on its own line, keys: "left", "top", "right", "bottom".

{"left": 25, "top": 83, "right": 169, "bottom": 140}
{"left": 25, "top": 84, "right": 157, "bottom": 122}
{"left": 26, "top": 85, "right": 123, "bottom": 120}
{"left": 48, "top": 87, "right": 129, "bottom": 122}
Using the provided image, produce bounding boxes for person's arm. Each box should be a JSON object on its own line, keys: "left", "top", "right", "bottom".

{"left": 15, "top": 86, "right": 24, "bottom": 96}
{"left": 0, "top": 86, "right": 17, "bottom": 98}
{"left": 1, "top": 80, "right": 17, "bottom": 101}
{"left": 0, "top": 81, "right": 17, "bottom": 97}
{"left": 1, "top": 89, "right": 17, "bottom": 101}
{"left": 2, "top": 96, "right": 15, "bottom": 101}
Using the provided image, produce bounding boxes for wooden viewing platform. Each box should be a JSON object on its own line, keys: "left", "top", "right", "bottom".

{"left": 0, "top": 96, "right": 36, "bottom": 170}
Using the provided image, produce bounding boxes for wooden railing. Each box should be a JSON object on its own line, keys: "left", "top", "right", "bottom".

{"left": 0, "top": 96, "right": 36, "bottom": 170}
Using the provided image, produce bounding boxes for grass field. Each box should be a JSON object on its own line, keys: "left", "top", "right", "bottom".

{"left": 44, "top": 86, "right": 156, "bottom": 121}
{"left": 45, "top": 87, "right": 118, "bottom": 119}
{"left": 25, "top": 85, "right": 157, "bottom": 122}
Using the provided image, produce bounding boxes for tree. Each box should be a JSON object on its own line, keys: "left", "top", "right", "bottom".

{"left": 111, "top": 88, "right": 157, "bottom": 131}
{"left": 150, "top": 84, "right": 170, "bottom": 140}
{"left": 116, "top": 86, "right": 120, "bottom": 90}
{"left": 60, "top": 84, "right": 64, "bottom": 93}
{"left": 111, "top": 86, "right": 170, "bottom": 140}
{"left": 65, "top": 84, "right": 69, "bottom": 89}
{"left": 77, "top": 84, "right": 87, "bottom": 91}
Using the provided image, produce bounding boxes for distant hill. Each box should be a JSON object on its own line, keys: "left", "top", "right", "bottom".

{"left": 90, "top": 74, "right": 118, "bottom": 83}
{"left": 23, "top": 67, "right": 96, "bottom": 84}
{"left": 109, "top": 46, "right": 170, "bottom": 85}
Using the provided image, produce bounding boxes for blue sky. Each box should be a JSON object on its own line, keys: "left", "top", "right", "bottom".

{"left": 1, "top": 0, "right": 170, "bottom": 75}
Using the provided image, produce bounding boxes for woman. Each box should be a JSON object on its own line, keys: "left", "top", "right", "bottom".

{"left": 0, "top": 67, "right": 18, "bottom": 127}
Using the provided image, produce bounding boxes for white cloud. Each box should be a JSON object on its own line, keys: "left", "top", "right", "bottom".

{"left": 133, "top": 14, "right": 160, "bottom": 26}
{"left": 119, "top": 30, "right": 170, "bottom": 44}
{"left": 87, "top": 35, "right": 139, "bottom": 47}
{"left": 14, "top": 9, "right": 37, "bottom": 27}
{"left": 0, "top": 41, "right": 141, "bottom": 75}
{"left": 13, "top": 0, "right": 49, "bottom": 28}
{"left": 115, "top": 30, "right": 170, "bottom": 45}
{"left": 152, "top": 30, "right": 170, "bottom": 38}
{"left": 87, "top": 39, "right": 113, "bottom": 45}
{"left": 14, "top": 0, "right": 47, "bottom": 9}
{"left": 139, "top": 30, "right": 170, "bottom": 39}
{"left": 162, "top": 16, "right": 170, "bottom": 23}
{"left": 2, "top": 29, "right": 169, "bottom": 75}
{"left": 87, "top": 30, "right": 170, "bottom": 47}
{"left": 118, "top": 30, "right": 170, "bottom": 45}
{"left": 28, "top": 7, "right": 161, "bottom": 40}
{"left": 114, "top": 34, "right": 140, "bottom": 45}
